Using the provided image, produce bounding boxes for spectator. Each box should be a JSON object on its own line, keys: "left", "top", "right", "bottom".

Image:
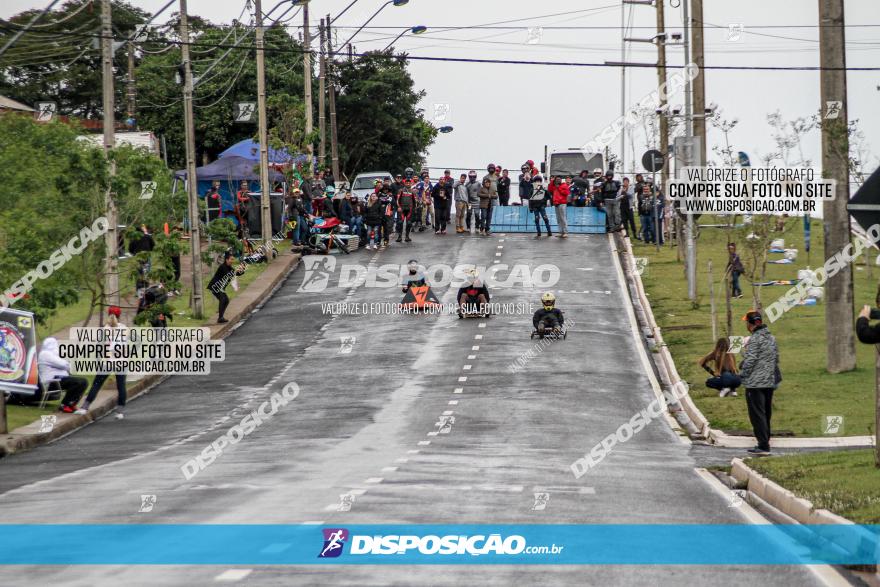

{"left": 619, "top": 177, "right": 638, "bottom": 238}
{"left": 208, "top": 251, "right": 245, "bottom": 324}
{"left": 528, "top": 175, "right": 552, "bottom": 237}
{"left": 416, "top": 172, "right": 434, "bottom": 232}
{"left": 482, "top": 165, "right": 500, "bottom": 234}
{"left": 549, "top": 177, "right": 570, "bottom": 238}
{"left": 726, "top": 243, "right": 745, "bottom": 299}
{"left": 466, "top": 170, "right": 481, "bottom": 233}
{"left": 699, "top": 338, "right": 741, "bottom": 397}
{"left": 206, "top": 180, "right": 223, "bottom": 219}
{"left": 518, "top": 164, "right": 533, "bottom": 205}
{"left": 76, "top": 306, "right": 127, "bottom": 419}
{"left": 477, "top": 178, "right": 493, "bottom": 236}
{"left": 38, "top": 337, "right": 88, "bottom": 414}
{"left": 740, "top": 311, "right": 780, "bottom": 455}
{"left": 338, "top": 191, "right": 354, "bottom": 227}
{"left": 378, "top": 185, "right": 395, "bottom": 245}
{"left": 482, "top": 164, "right": 499, "bottom": 194}
{"left": 348, "top": 193, "right": 365, "bottom": 242}
{"left": 599, "top": 170, "right": 622, "bottom": 232}
{"left": 856, "top": 296, "right": 880, "bottom": 343}
{"left": 396, "top": 182, "right": 417, "bottom": 242}
{"left": 431, "top": 175, "right": 453, "bottom": 234}
{"left": 453, "top": 173, "right": 469, "bottom": 233}
{"left": 637, "top": 183, "right": 655, "bottom": 243}
{"left": 287, "top": 189, "right": 308, "bottom": 248}
{"left": 392, "top": 174, "right": 405, "bottom": 197}
{"left": 498, "top": 169, "right": 512, "bottom": 206}
{"left": 363, "top": 192, "right": 384, "bottom": 250}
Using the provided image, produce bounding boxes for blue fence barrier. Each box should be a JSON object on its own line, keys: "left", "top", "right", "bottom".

{"left": 491, "top": 205, "right": 606, "bottom": 234}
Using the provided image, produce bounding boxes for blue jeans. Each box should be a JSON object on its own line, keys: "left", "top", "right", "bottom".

{"left": 485, "top": 202, "right": 495, "bottom": 232}
{"left": 85, "top": 373, "right": 127, "bottom": 407}
{"left": 640, "top": 214, "right": 654, "bottom": 242}
{"left": 706, "top": 371, "right": 741, "bottom": 391}
{"left": 366, "top": 224, "right": 381, "bottom": 246}
{"left": 349, "top": 216, "right": 364, "bottom": 237}
{"left": 731, "top": 270, "right": 742, "bottom": 297}
{"left": 533, "top": 208, "right": 551, "bottom": 234}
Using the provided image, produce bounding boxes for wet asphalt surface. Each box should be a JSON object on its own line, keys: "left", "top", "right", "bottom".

{"left": 0, "top": 230, "right": 833, "bottom": 586}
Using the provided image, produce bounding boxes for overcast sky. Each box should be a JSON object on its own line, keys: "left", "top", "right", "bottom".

{"left": 3, "top": 0, "right": 879, "bottom": 178}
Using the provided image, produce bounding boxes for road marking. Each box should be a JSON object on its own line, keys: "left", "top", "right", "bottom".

{"left": 472, "top": 346, "right": 480, "bottom": 350}
{"left": 302, "top": 520, "right": 324, "bottom": 525}
{"left": 215, "top": 569, "right": 252, "bottom": 582}
{"left": 395, "top": 458, "right": 409, "bottom": 463}
{"left": 348, "top": 489, "right": 367, "bottom": 496}
{"left": 454, "top": 387, "right": 463, "bottom": 393}
{"left": 442, "top": 410, "right": 454, "bottom": 416}
{"left": 467, "top": 354, "right": 476, "bottom": 359}
{"left": 448, "top": 400, "right": 459, "bottom": 405}
{"left": 577, "top": 267, "right": 594, "bottom": 271}
{"left": 458, "top": 377, "right": 467, "bottom": 382}
{"left": 534, "top": 486, "right": 596, "bottom": 495}
{"left": 418, "top": 440, "right": 431, "bottom": 446}
{"left": 407, "top": 449, "right": 420, "bottom": 454}
{"left": 365, "top": 477, "right": 383, "bottom": 484}
{"left": 499, "top": 239, "right": 505, "bottom": 242}
{"left": 493, "top": 260, "right": 500, "bottom": 264}
{"left": 478, "top": 323, "right": 486, "bottom": 328}
{"left": 475, "top": 335, "right": 483, "bottom": 340}
{"left": 463, "top": 365, "right": 472, "bottom": 370}
{"left": 427, "top": 431, "right": 439, "bottom": 437}
{"left": 495, "top": 253, "right": 502, "bottom": 257}
{"left": 381, "top": 466, "right": 399, "bottom": 473}
{"left": 497, "top": 245, "right": 503, "bottom": 249}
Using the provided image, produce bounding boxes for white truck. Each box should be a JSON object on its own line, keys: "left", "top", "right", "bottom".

{"left": 541, "top": 149, "right": 605, "bottom": 178}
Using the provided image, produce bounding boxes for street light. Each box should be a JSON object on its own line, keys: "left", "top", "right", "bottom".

{"left": 383, "top": 25, "right": 427, "bottom": 51}
{"left": 340, "top": 0, "right": 410, "bottom": 50}
{"left": 438, "top": 126, "right": 453, "bottom": 134}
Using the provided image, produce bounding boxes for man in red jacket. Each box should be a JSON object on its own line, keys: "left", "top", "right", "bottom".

{"left": 549, "top": 177, "right": 570, "bottom": 238}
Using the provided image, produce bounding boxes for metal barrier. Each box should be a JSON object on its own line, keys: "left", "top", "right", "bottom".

{"left": 491, "top": 205, "right": 606, "bottom": 234}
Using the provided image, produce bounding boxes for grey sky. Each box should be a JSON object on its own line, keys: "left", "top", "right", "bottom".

{"left": 3, "top": 0, "right": 879, "bottom": 179}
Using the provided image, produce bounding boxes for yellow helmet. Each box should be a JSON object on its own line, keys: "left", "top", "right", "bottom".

{"left": 541, "top": 292, "right": 556, "bottom": 307}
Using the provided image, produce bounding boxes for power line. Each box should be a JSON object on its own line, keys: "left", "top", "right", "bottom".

{"left": 2, "top": 23, "right": 879, "bottom": 71}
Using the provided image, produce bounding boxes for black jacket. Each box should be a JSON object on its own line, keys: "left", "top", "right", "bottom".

{"left": 208, "top": 262, "right": 244, "bottom": 293}
{"left": 533, "top": 307, "right": 564, "bottom": 329}
{"left": 364, "top": 200, "right": 385, "bottom": 226}
{"left": 856, "top": 316, "right": 880, "bottom": 344}
{"left": 497, "top": 176, "right": 511, "bottom": 197}
{"left": 338, "top": 199, "right": 353, "bottom": 224}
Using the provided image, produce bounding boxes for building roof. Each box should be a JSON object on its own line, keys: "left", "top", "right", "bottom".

{"left": 0, "top": 95, "right": 34, "bottom": 112}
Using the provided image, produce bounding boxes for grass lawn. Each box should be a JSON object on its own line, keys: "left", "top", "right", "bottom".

{"left": 746, "top": 449, "right": 880, "bottom": 524}
{"left": 636, "top": 216, "right": 876, "bottom": 437}
{"left": 5, "top": 257, "right": 270, "bottom": 432}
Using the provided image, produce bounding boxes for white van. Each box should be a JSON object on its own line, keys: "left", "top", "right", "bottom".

{"left": 351, "top": 171, "right": 393, "bottom": 201}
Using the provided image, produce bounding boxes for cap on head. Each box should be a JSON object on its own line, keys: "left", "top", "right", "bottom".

{"left": 108, "top": 305, "right": 121, "bottom": 318}
{"left": 743, "top": 311, "right": 763, "bottom": 325}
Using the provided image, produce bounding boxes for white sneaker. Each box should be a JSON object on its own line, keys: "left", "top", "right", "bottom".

{"left": 74, "top": 408, "right": 87, "bottom": 415}
{"left": 114, "top": 412, "right": 125, "bottom": 420}
{"left": 719, "top": 388, "right": 732, "bottom": 397}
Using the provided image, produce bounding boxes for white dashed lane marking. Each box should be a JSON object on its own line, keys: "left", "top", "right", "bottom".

{"left": 458, "top": 377, "right": 468, "bottom": 382}
{"left": 381, "top": 467, "right": 399, "bottom": 473}
{"left": 467, "top": 354, "right": 476, "bottom": 359}
{"left": 472, "top": 346, "right": 480, "bottom": 350}
{"left": 448, "top": 400, "right": 459, "bottom": 405}
{"left": 418, "top": 440, "right": 431, "bottom": 446}
{"left": 475, "top": 335, "right": 483, "bottom": 340}
{"left": 365, "top": 477, "right": 383, "bottom": 484}
{"left": 215, "top": 569, "right": 253, "bottom": 582}
{"left": 453, "top": 388, "right": 463, "bottom": 394}
{"left": 463, "top": 365, "right": 472, "bottom": 370}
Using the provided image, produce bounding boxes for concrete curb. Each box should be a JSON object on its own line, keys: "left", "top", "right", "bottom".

{"left": 617, "top": 233, "right": 877, "bottom": 449}
{"left": 730, "top": 457, "right": 878, "bottom": 572}
{"left": 0, "top": 251, "right": 302, "bottom": 458}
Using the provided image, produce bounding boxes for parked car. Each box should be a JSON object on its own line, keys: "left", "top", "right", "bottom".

{"left": 351, "top": 171, "right": 392, "bottom": 201}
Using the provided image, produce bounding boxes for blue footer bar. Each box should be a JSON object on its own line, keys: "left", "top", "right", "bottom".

{"left": 1, "top": 524, "right": 878, "bottom": 565}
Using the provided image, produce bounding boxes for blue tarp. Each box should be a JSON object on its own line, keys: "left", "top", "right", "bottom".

{"left": 492, "top": 205, "right": 606, "bottom": 234}
{"left": 218, "top": 139, "right": 308, "bottom": 165}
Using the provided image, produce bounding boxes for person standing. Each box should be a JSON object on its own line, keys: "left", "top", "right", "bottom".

{"left": 599, "top": 170, "right": 622, "bottom": 232}
{"left": 518, "top": 164, "right": 533, "bottom": 205}
{"left": 453, "top": 173, "right": 469, "bottom": 233}
{"left": 396, "top": 182, "right": 417, "bottom": 242}
{"left": 637, "top": 182, "right": 655, "bottom": 243}
{"left": 208, "top": 252, "right": 245, "bottom": 324}
{"left": 76, "top": 306, "right": 128, "bottom": 419}
{"left": 466, "top": 171, "right": 481, "bottom": 233}
{"left": 363, "top": 192, "right": 384, "bottom": 250}
{"left": 477, "top": 178, "right": 493, "bottom": 236}
{"left": 481, "top": 164, "right": 499, "bottom": 234}
{"left": 497, "top": 169, "right": 511, "bottom": 206}
{"left": 619, "top": 177, "right": 638, "bottom": 238}
{"left": 416, "top": 172, "right": 434, "bottom": 232}
{"left": 726, "top": 243, "right": 745, "bottom": 298}
{"left": 378, "top": 185, "right": 395, "bottom": 246}
{"left": 550, "top": 177, "right": 570, "bottom": 238}
{"left": 431, "top": 175, "right": 452, "bottom": 234}
{"left": 740, "top": 311, "right": 780, "bottom": 455}
{"left": 528, "top": 176, "right": 552, "bottom": 237}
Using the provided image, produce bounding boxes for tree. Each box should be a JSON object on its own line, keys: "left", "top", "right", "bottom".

{"left": 332, "top": 51, "right": 436, "bottom": 178}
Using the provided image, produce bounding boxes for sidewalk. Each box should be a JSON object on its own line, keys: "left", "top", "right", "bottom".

{"left": 0, "top": 250, "right": 302, "bottom": 457}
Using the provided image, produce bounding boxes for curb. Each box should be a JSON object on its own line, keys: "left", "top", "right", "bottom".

{"left": 0, "top": 252, "right": 302, "bottom": 458}
{"left": 730, "top": 457, "right": 878, "bottom": 572}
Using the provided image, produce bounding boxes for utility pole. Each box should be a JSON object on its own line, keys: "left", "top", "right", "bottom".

{"left": 682, "top": 0, "right": 697, "bottom": 301}
{"left": 819, "top": 0, "right": 856, "bottom": 373}
{"left": 254, "top": 0, "right": 273, "bottom": 254}
{"left": 303, "top": 2, "right": 314, "bottom": 175}
{"left": 178, "top": 0, "right": 204, "bottom": 318}
{"left": 326, "top": 13, "right": 341, "bottom": 184}
{"left": 690, "top": 0, "right": 706, "bottom": 159}
{"left": 101, "top": 0, "right": 119, "bottom": 312}
{"left": 318, "top": 18, "right": 327, "bottom": 171}
{"left": 655, "top": 0, "right": 669, "bottom": 190}
{"left": 126, "top": 40, "right": 137, "bottom": 127}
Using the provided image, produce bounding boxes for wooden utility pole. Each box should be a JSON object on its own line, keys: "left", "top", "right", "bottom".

{"left": 303, "top": 3, "right": 314, "bottom": 175}
{"left": 655, "top": 0, "right": 669, "bottom": 190}
{"left": 318, "top": 18, "right": 327, "bottom": 171}
{"left": 326, "top": 13, "right": 341, "bottom": 183}
{"left": 101, "top": 0, "right": 120, "bottom": 311}
{"left": 254, "top": 0, "right": 273, "bottom": 254}
{"left": 819, "top": 0, "right": 855, "bottom": 373}
{"left": 690, "top": 0, "right": 706, "bottom": 158}
{"left": 178, "top": 0, "right": 204, "bottom": 318}
{"left": 126, "top": 40, "right": 137, "bottom": 126}
{"left": 682, "top": 0, "right": 697, "bottom": 301}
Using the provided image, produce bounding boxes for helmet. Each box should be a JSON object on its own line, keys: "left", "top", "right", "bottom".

{"left": 487, "top": 164, "right": 496, "bottom": 172}
{"left": 605, "top": 169, "right": 614, "bottom": 177}
{"left": 405, "top": 167, "right": 415, "bottom": 179}
{"left": 325, "top": 185, "right": 336, "bottom": 195}
{"left": 541, "top": 292, "right": 556, "bottom": 309}
{"left": 593, "top": 168, "right": 603, "bottom": 175}
{"left": 527, "top": 159, "right": 534, "bottom": 167}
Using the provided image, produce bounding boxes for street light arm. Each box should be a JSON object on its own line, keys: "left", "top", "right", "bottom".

{"left": 329, "top": 0, "right": 363, "bottom": 25}
{"left": 340, "top": 1, "right": 391, "bottom": 50}
{"left": 382, "top": 28, "right": 408, "bottom": 51}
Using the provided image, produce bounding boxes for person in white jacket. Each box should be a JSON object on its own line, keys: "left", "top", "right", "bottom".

{"left": 38, "top": 337, "right": 88, "bottom": 413}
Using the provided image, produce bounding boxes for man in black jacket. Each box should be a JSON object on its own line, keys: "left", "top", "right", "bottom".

{"left": 857, "top": 302, "right": 880, "bottom": 344}
{"left": 208, "top": 252, "right": 245, "bottom": 324}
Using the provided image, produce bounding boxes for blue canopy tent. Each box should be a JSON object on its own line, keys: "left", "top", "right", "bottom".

{"left": 218, "top": 139, "right": 310, "bottom": 166}
{"left": 174, "top": 156, "right": 284, "bottom": 223}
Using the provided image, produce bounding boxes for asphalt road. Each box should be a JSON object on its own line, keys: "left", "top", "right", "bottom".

{"left": 0, "top": 229, "right": 835, "bottom": 586}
